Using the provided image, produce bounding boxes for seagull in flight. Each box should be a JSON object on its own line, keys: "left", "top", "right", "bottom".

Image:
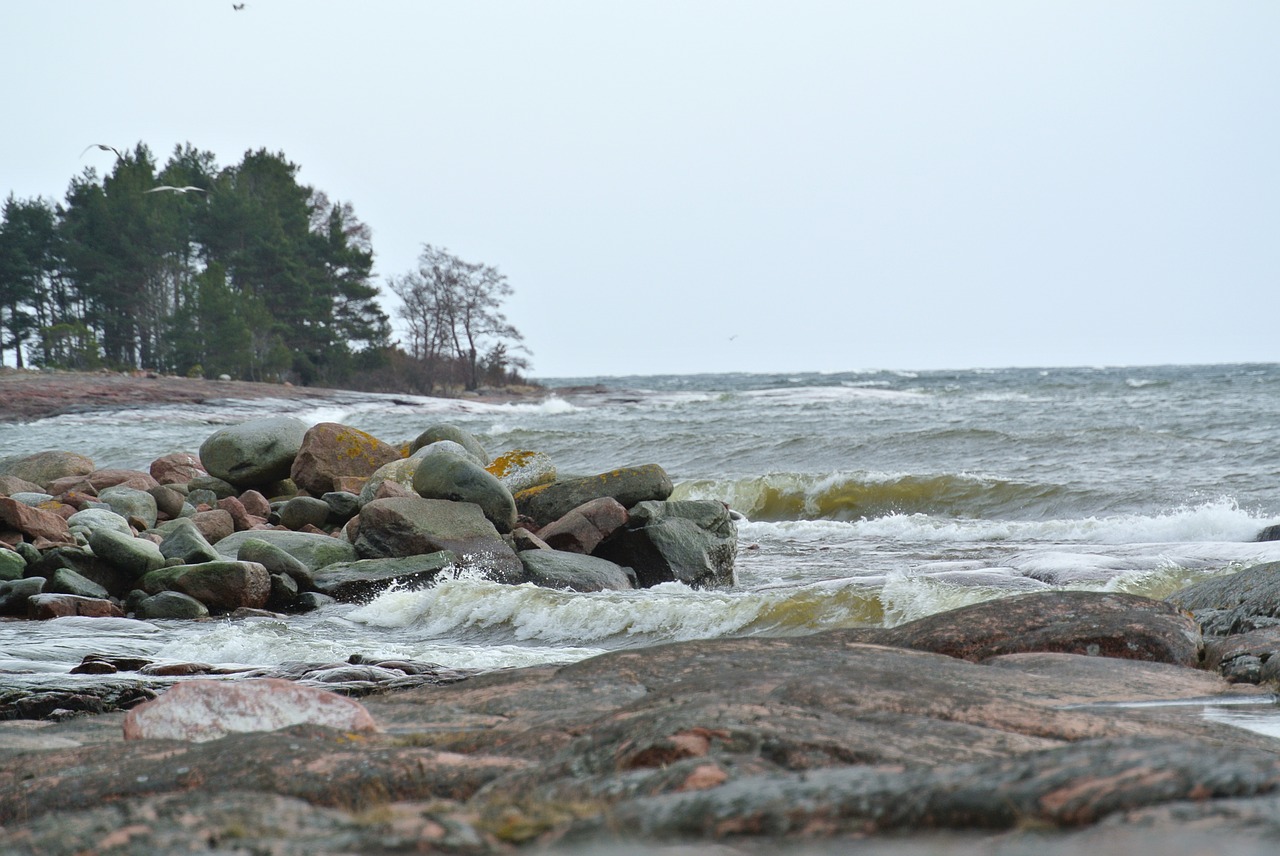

{"left": 233, "top": 2, "right": 245, "bottom": 8}
{"left": 145, "top": 185, "right": 207, "bottom": 194}
{"left": 81, "top": 143, "right": 123, "bottom": 160}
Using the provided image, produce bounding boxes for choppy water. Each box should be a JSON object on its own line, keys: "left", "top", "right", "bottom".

{"left": 3, "top": 363, "right": 1280, "bottom": 681}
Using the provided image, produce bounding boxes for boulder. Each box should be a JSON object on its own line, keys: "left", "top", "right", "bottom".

{"left": 594, "top": 500, "right": 737, "bottom": 589}
{"left": 412, "top": 450, "right": 517, "bottom": 534}
{"left": 515, "top": 464, "right": 674, "bottom": 528}
{"left": 486, "top": 449, "right": 556, "bottom": 493}
{"left": 96, "top": 485, "right": 158, "bottom": 529}
{"left": 89, "top": 527, "right": 167, "bottom": 577}
{"left": 519, "top": 549, "right": 635, "bottom": 592}
{"left": 66, "top": 507, "right": 131, "bottom": 539}
{"left": 1166, "top": 562, "right": 1280, "bottom": 636}
{"left": 537, "top": 496, "right": 628, "bottom": 554}
{"left": 0, "top": 547, "right": 25, "bottom": 582}
{"left": 214, "top": 529, "right": 358, "bottom": 571}
{"left": 149, "top": 451, "right": 206, "bottom": 485}
{"left": 0, "top": 475, "right": 44, "bottom": 495}
{"left": 216, "top": 495, "right": 261, "bottom": 531}
{"left": 0, "top": 497, "right": 75, "bottom": 546}
{"left": 87, "top": 468, "right": 160, "bottom": 492}
{"left": 138, "top": 560, "right": 271, "bottom": 612}
{"left": 0, "top": 450, "right": 95, "bottom": 490}
{"left": 312, "top": 552, "right": 458, "bottom": 601}
{"left": 235, "top": 537, "right": 316, "bottom": 589}
{"left": 864, "top": 590, "right": 1203, "bottom": 667}
{"left": 26, "top": 593, "right": 124, "bottom": 620}
{"left": 289, "top": 422, "right": 402, "bottom": 497}
{"left": 44, "top": 566, "right": 111, "bottom": 599}
{"left": 0, "top": 576, "right": 43, "bottom": 614}
{"left": 354, "top": 497, "right": 523, "bottom": 582}
{"left": 147, "top": 484, "right": 186, "bottom": 520}
{"left": 187, "top": 474, "right": 238, "bottom": 499}
{"left": 279, "top": 495, "right": 333, "bottom": 530}
{"left": 6, "top": 492, "right": 52, "bottom": 507}
{"left": 239, "top": 489, "right": 272, "bottom": 518}
{"left": 122, "top": 678, "right": 378, "bottom": 742}
{"left": 321, "top": 491, "right": 360, "bottom": 522}
{"left": 24, "top": 545, "right": 131, "bottom": 596}
{"left": 358, "top": 457, "right": 420, "bottom": 507}
{"left": 156, "top": 517, "right": 222, "bottom": 564}
{"left": 134, "top": 590, "right": 210, "bottom": 620}
{"left": 409, "top": 423, "right": 489, "bottom": 464}
{"left": 198, "top": 416, "right": 308, "bottom": 488}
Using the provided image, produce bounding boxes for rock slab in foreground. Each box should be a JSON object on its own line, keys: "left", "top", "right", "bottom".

{"left": 122, "top": 678, "right": 380, "bottom": 742}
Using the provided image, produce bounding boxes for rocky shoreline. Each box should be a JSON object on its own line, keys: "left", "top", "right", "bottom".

{"left": 4, "top": 408, "right": 1280, "bottom": 852}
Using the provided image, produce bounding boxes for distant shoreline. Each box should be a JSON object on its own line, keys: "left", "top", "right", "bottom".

{"left": 0, "top": 368, "right": 545, "bottom": 424}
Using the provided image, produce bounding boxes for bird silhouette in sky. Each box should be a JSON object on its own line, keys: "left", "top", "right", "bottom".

{"left": 233, "top": 3, "right": 245, "bottom": 9}
{"left": 81, "top": 143, "right": 123, "bottom": 160}
{"left": 145, "top": 185, "right": 207, "bottom": 194}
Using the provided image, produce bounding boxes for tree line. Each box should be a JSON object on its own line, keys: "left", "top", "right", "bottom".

{"left": 0, "top": 142, "right": 529, "bottom": 393}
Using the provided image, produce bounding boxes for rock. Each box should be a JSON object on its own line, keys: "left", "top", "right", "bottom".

{"left": 1201, "top": 626, "right": 1280, "bottom": 683}
{"left": 486, "top": 449, "right": 556, "bottom": 493}
{"left": 1166, "top": 561, "right": 1280, "bottom": 636}
{"left": 65, "top": 507, "right": 131, "bottom": 539}
{"left": 96, "top": 485, "right": 158, "bottom": 529}
{"left": 0, "top": 450, "right": 95, "bottom": 490}
{"left": 519, "top": 549, "right": 635, "bottom": 591}
{"left": 536, "top": 496, "right": 628, "bottom": 554}
{"left": 26, "top": 593, "right": 124, "bottom": 619}
{"left": 239, "top": 489, "right": 272, "bottom": 518}
{"left": 5, "top": 491, "right": 52, "bottom": 507}
{"left": 149, "top": 451, "right": 206, "bottom": 485}
{"left": 320, "top": 491, "right": 360, "bottom": 522}
{"left": 215, "top": 530, "right": 358, "bottom": 570}
{"left": 594, "top": 499, "right": 738, "bottom": 588}
{"left": 235, "top": 537, "right": 316, "bottom": 589}
{"left": 134, "top": 590, "right": 210, "bottom": 620}
{"left": 89, "top": 527, "right": 167, "bottom": 577}
{"left": 156, "top": 517, "right": 221, "bottom": 564}
{"left": 24, "top": 545, "right": 131, "bottom": 597}
{"left": 122, "top": 678, "right": 379, "bottom": 742}
{"left": 0, "top": 474, "right": 44, "bottom": 495}
{"left": 289, "top": 422, "right": 402, "bottom": 497}
{"left": 0, "top": 576, "right": 43, "bottom": 614}
{"left": 354, "top": 497, "right": 523, "bottom": 582}
{"left": 358, "top": 456, "right": 420, "bottom": 507}
{"left": 515, "top": 464, "right": 674, "bottom": 528}
{"left": 0, "top": 547, "right": 25, "bottom": 581}
{"left": 511, "top": 527, "right": 550, "bottom": 551}
{"left": 409, "top": 423, "right": 489, "bottom": 464}
{"left": 268, "top": 571, "right": 299, "bottom": 608}
{"left": 279, "top": 495, "right": 333, "bottom": 531}
{"left": 138, "top": 560, "right": 271, "bottom": 612}
{"left": 412, "top": 449, "right": 517, "bottom": 534}
{"left": 86, "top": 468, "right": 160, "bottom": 492}
{"left": 187, "top": 474, "right": 238, "bottom": 499}
{"left": 147, "top": 484, "right": 186, "bottom": 520}
{"left": 188, "top": 509, "right": 234, "bottom": 544}
{"left": 198, "top": 416, "right": 308, "bottom": 488}
{"left": 312, "top": 552, "right": 458, "bottom": 601}
{"left": 0, "top": 496, "right": 75, "bottom": 546}
{"left": 44, "top": 567, "right": 110, "bottom": 599}
{"left": 216, "top": 495, "right": 260, "bottom": 531}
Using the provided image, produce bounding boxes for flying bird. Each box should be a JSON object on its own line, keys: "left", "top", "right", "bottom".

{"left": 233, "top": 3, "right": 245, "bottom": 8}
{"left": 145, "top": 185, "right": 207, "bottom": 194}
{"left": 81, "top": 143, "right": 123, "bottom": 160}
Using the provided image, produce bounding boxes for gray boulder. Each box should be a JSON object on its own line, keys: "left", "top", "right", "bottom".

{"left": 198, "top": 416, "right": 308, "bottom": 488}
{"left": 313, "top": 552, "right": 458, "bottom": 601}
{"left": 594, "top": 500, "right": 737, "bottom": 589}
{"left": 1166, "top": 561, "right": 1280, "bottom": 636}
{"left": 412, "top": 450, "right": 517, "bottom": 534}
{"left": 66, "top": 507, "right": 132, "bottom": 539}
{"left": 354, "top": 497, "right": 522, "bottom": 582}
{"left": 278, "top": 496, "right": 332, "bottom": 530}
{"left": 138, "top": 560, "right": 271, "bottom": 612}
{"left": 409, "top": 423, "right": 489, "bottom": 464}
{"left": 134, "top": 590, "right": 210, "bottom": 620}
{"left": 235, "top": 538, "right": 316, "bottom": 589}
{"left": 157, "top": 518, "right": 221, "bottom": 565}
{"left": 519, "top": 549, "right": 635, "bottom": 592}
{"left": 515, "top": 464, "right": 674, "bottom": 528}
{"left": 214, "top": 530, "right": 358, "bottom": 570}
{"left": 7, "top": 492, "right": 53, "bottom": 507}
{"left": 89, "top": 528, "right": 166, "bottom": 578}
{"left": 97, "top": 485, "right": 158, "bottom": 529}
{"left": 358, "top": 457, "right": 420, "bottom": 507}
{"left": 0, "top": 450, "right": 95, "bottom": 490}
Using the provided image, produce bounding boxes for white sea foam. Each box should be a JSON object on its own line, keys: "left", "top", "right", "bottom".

{"left": 741, "top": 385, "right": 928, "bottom": 405}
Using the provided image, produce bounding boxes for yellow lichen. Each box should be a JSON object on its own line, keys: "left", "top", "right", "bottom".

{"left": 486, "top": 449, "right": 538, "bottom": 478}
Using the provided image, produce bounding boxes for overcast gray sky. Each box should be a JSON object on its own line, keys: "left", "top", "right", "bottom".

{"left": 4, "top": 2, "right": 1278, "bottom": 378}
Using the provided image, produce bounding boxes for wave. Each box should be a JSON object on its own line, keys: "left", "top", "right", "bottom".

{"left": 673, "top": 471, "right": 1081, "bottom": 521}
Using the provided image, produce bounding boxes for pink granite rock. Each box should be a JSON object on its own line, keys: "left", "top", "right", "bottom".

{"left": 123, "top": 678, "right": 379, "bottom": 742}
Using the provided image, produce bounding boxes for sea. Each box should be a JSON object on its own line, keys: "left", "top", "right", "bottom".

{"left": 3, "top": 363, "right": 1280, "bottom": 696}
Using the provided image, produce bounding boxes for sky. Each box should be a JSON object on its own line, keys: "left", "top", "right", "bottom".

{"left": 3, "top": 2, "right": 1278, "bottom": 379}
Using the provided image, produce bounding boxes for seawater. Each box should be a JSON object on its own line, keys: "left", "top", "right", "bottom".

{"left": 3, "top": 363, "right": 1280, "bottom": 681}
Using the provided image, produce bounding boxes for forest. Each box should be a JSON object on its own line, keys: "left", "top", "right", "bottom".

{"left": 0, "top": 143, "right": 528, "bottom": 394}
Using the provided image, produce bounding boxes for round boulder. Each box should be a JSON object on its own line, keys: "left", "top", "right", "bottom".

{"left": 412, "top": 450, "right": 517, "bottom": 534}
{"left": 408, "top": 423, "right": 489, "bottom": 464}
{"left": 198, "top": 417, "right": 308, "bottom": 488}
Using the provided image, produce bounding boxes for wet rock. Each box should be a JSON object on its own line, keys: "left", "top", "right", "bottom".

{"left": 139, "top": 559, "right": 271, "bottom": 612}
{"left": 215, "top": 529, "right": 358, "bottom": 570}
{"left": 1166, "top": 561, "right": 1280, "bottom": 636}
{"left": 198, "top": 416, "right": 308, "bottom": 488}
{"left": 537, "top": 496, "right": 628, "bottom": 554}
{"left": 519, "top": 549, "right": 635, "bottom": 591}
{"left": 290, "top": 421, "right": 402, "bottom": 497}
{"left": 312, "top": 551, "right": 458, "bottom": 601}
{"left": 354, "top": 497, "right": 523, "bottom": 582}
{"left": 409, "top": 422, "right": 490, "bottom": 464}
{"left": 123, "top": 678, "right": 379, "bottom": 741}
{"left": 594, "top": 499, "right": 738, "bottom": 589}
{"left": 515, "top": 464, "right": 674, "bottom": 528}
{"left": 412, "top": 449, "right": 518, "bottom": 534}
